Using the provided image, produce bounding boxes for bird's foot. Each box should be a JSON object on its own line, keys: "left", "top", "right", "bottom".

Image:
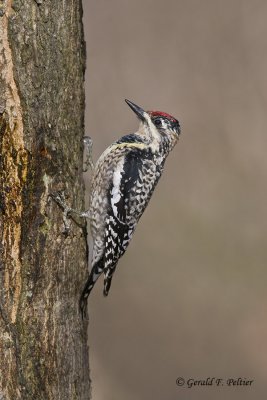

{"left": 50, "top": 191, "right": 90, "bottom": 234}
{"left": 83, "top": 136, "right": 94, "bottom": 173}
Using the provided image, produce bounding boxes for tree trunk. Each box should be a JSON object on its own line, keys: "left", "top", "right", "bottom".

{"left": 0, "top": 1, "right": 90, "bottom": 399}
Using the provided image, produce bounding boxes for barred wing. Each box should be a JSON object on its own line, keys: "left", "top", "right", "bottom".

{"left": 103, "top": 148, "right": 164, "bottom": 294}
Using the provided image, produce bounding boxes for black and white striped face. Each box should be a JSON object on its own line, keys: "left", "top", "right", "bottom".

{"left": 124, "top": 99, "right": 181, "bottom": 140}
{"left": 149, "top": 111, "right": 181, "bottom": 138}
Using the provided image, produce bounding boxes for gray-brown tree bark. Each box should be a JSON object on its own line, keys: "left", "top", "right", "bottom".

{"left": 0, "top": 1, "right": 90, "bottom": 399}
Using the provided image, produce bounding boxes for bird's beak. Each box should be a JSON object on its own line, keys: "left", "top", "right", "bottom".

{"left": 125, "top": 99, "right": 146, "bottom": 122}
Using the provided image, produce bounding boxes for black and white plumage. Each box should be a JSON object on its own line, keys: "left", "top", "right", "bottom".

{"left": 80, "top": 100, "right": 181, "bottom": 314}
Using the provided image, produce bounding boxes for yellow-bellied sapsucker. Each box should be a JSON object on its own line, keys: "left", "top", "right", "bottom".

{"left": 80, "top": 99, "right": 181, "bottom": 314}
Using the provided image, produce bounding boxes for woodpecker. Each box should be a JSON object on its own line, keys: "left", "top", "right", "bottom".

{"left": 80, "top": 99, "right": 181, "bottom": 315}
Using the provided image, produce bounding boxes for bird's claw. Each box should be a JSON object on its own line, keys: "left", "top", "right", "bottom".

{"left": 83, "top": 136, "right": 94, "bottom": 173}
{"left": 50, "top": 191, "right": 72, "bottom": 234}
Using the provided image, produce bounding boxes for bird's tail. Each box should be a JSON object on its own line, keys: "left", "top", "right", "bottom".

{"left": 79, "top": 258, "right": 104, "bottom": 318}
{"left": 103, "top": 263, "right": 118, "bottom": 297}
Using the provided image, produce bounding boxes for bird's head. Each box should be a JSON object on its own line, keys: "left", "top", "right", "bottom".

{"left": 125, "top": 99, "right": 181, "bottom": 144}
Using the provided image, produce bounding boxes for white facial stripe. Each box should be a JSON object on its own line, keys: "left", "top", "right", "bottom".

{"left": 161, "top": 120, "right": 168, "bottom": 130}
{"left": 138, "top": 113, "right": 161, "bottom": 152}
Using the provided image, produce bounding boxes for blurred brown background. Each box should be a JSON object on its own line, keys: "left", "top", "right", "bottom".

{"left": 82, "top": 1, "right": 267, "bottom": 399}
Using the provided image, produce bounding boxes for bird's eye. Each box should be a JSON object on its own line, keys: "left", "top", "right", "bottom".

{"left": 154, "top": 119, "right": 162, "bottom": 126}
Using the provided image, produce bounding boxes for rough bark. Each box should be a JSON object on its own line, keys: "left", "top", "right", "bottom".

{"left": 0, "top": 1, "right": 90, "bottom": 399}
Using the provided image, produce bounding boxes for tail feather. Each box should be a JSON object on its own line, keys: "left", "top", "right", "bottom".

{"left": 79, "top": 258, "right": 104, "bottom": 318}
{"left": 103, "top": 263, "right": 118, "bottom": 297}
{"left": 103, "top": 275, "right": 112, "bottom": 297}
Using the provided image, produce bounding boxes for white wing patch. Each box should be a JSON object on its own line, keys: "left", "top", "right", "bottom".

{"left": 110, "top": 157, "right": 125, "bottom": 221}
